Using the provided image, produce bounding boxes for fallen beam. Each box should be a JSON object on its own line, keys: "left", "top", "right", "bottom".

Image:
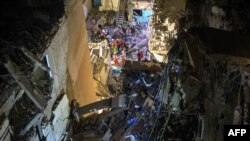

{"left": 3, "top": 56, "right": 46, "bottom": 110}
{"left": 0, "top": 89, "right": 24, "bottom": 116}
{"left": 0, "top": 117, "right": 10, "bottom": 141}
{"left": 19, "top": 113, "right": 43, "bottom": 136}
{"left": 76, "top": 94, "right": 127, "bottom": 117}
{"left": 76, "top": 98, "right": 112, "bottom": 116}
{"left": 20, "top": 47, "right": 50, "bottom": 72}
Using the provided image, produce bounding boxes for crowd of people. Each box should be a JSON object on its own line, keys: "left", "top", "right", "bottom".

{"left": 86, "top": 9, "right": 152, "bottom": 83}
{"left": 89, "top": 18, "right": 149, "bottom": 67}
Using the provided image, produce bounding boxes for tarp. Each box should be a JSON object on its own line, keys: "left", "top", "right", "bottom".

{"left": 133, "top": 9, "right": 153, "bottom": 23}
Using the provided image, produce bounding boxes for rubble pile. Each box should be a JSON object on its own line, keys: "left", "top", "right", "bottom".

{"left": 71, "top": 66, "right": 164, "bottom": 140}
{"left": 146, "top": 0, "right": 186, "bottom": 63}
{"left": 89, "top": 40, "right": 110, "bottom": 73}
{"left": 87, "top": 9, "right": 116, "bottom": 42}
{"left": 8, "top": 95, "right": 39, "bottom": 140}
{"left": 122, "top": 69, "right": 162, "bottom": 98}
{"left": 69, "top": 0, "right": 249, "bottom": 140}
{"left": 87, "top": 8, "right": 152, "bottom": 66}
{"left": 80, "top": 5, "right": 250, "bottom": 139}
{"left": 85, "top": 4, "right": 157, "bottom": 104}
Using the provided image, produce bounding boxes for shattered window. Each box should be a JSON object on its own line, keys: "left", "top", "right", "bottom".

{"left": 133, "top": 9, "right": 143, "bottom": 16}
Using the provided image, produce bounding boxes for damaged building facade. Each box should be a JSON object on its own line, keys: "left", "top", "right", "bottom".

{"left": 1, "top": 0, "right": 250, "bottom": 141}
{"left": 0, "top": 0, "right": 96, "bottom": 140}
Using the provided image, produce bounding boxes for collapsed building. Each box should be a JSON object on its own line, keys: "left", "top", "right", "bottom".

{"left": 0, "top": 0, "right": 250, "bottom": 141}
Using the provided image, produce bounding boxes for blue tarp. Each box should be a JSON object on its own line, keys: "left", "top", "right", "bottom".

{"left": 133, "top": 9, "right": 153, "bottom": 23}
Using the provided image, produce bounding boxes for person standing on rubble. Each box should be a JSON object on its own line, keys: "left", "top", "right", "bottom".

{"left": 131, "top": 26, "right": 136, "bottom": 36}
{"left": 117, "top": 39, "right": 125, "bottom": 55}
{"left": 137, "top": 50, "right": 143, "bottom": 61}
{"left": 107, "top": 34, "right": 112, "bottom": 43}
{"left": 122, "top": 25, "right": 127, "bottom": 33}
{"left": 121, "top": 39, "right": 125, "bottom": 48}
{"left": 113, "top": 54, "right": 119, "bottom": 67}
{"left": 122, "top": 49, "right": 126, "bottom": 65}
{"left": 116, "top": 39, "right": 121, "bottom": 55}
{"left": 110, "top": 39, "right": 117, "bottom": 56}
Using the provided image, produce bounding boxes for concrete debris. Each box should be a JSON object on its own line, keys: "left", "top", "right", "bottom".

{"left": 3, "top": 56, "right": 46, "bottom": 110}
{"left": 8, "top": 95, "right": 39, "bottom": 140}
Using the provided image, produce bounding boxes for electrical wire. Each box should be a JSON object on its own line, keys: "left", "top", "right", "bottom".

{"left": 121, "top": 64, "right": 167, "bottom": 140}
{"left": 121, "top": 63, "right": 170, "bottom": 141}
{"left": 147, "top": 65, "right": 170, "bottom": 141}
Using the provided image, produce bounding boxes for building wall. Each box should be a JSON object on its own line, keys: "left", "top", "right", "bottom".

{"left": 130, "top": 0, "right": 153, "bottom": 9}
{"left": 0, "top": 0, "right": 97, "bottom": 140}
{"left": 83, "top": 0, "right": 93, "bottom": 19}
{"left": 66, "top": 0, "right": 98, "bottom": 106}
{"left": 47, "top": 19, "right": 68, "bottom": 94}
{"left": 99, "top": 0, "right": 120, "bottom": 11}
{"left": 45, "top": 19, "right": 70, "bottom": 141}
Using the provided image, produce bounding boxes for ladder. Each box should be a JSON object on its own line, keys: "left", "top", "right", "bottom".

{"left": 116, "top": 13, "right": 124, "bottom": 25}
{"left": 91, "top": 54, "right": 98, "bottom": 64}
{"left": 116, "top": 0, "right": 126, "bottom": 25}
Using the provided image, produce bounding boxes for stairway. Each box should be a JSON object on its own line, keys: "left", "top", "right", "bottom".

{"left": 116, "top": 13, "right": 124, "bottom": 25}
{"left": 90, "top": 53, "right": 98, "bottom": 64}
{"left": 116, "top": 0, "right": 126, "bottom": 26}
